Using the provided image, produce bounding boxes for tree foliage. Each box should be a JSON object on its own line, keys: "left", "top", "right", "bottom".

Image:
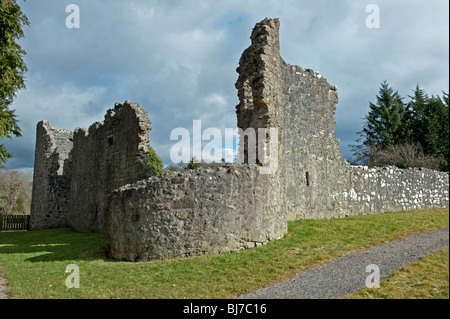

{"left": 352, "top": 81, "right": 449, "bottom": 171}
{"left": 0, "top": 169, "right": 32, "bottom": 215}
{"left": 0, "top": 0, "right": 29, "bottom": 167}
{"left": 409, "top": 90, "right": 449, "bottom": 171}
{"left": 363, "top": 81, "right": 409, "bottom": 148}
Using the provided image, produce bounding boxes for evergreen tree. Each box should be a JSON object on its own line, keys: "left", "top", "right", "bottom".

{"left": 425, "top": 93, "right": 448, "bottom": 170}
{"left": 407, "top": 85, "right": 428, "bottom": 147}
{"left": 408, "top": 86, "right": 449, "bottom": 170}
{"left": 362, "top": 81, "right": 409, "bottom": 148}
{"left": 440, "top": 92, "right": 449, "bottom": 170}
{"left": 352, "top": 81, "right": 409, "bottom": 163}
{"left": 0, "top": 0, "right": 29, "bottom": 167}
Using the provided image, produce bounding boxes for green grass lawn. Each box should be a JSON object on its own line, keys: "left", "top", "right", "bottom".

{"left": 347, "top": 246, "right": 449, "bottom": 299}
{"left": 0, "top": 208, "right": 448, "bottom": 299}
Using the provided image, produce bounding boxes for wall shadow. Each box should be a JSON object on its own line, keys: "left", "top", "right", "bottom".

{"left": 0, "top": 228, "right": 109, "bottom": 263}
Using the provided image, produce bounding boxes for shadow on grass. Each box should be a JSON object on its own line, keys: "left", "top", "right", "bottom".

{"left": 0, "top": 228, "right": 108, "bottom": 263}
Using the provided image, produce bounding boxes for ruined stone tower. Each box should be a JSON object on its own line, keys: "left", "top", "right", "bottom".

{"left": 30, "top": 101, "right": 156, "bottom": 233}
{"left": 236, "top": 18, "right": 348, "bottom": 221}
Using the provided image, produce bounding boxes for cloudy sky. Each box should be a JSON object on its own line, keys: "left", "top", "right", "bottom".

{"left": 3, "top": 0, "right": 449, "bottom": 171}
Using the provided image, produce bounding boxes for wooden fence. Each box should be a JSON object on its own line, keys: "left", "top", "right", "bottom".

{"left": 0, "top": 215, "right": 30, "bottom": 231}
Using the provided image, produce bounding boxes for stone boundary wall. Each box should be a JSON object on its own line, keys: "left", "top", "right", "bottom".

{"left": 106, "top": 165, "right": 286, "bottom": 261}
{"left": 106, "top": 162, "right": 448, "bottom": 261}
{"left": 341, "top": 166, "right": 449, "bottom": 217}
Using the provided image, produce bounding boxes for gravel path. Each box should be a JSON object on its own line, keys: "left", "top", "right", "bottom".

{"left": 0, "top": 273, "right": 8, "bottom": 299}
{"left": 240, "top": 227, "right": 449, "bottom": 299}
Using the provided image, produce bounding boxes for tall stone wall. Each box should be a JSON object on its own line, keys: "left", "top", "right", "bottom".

{"left": 30, "top": 121, "right": 73, "bottom": 230}
{"left": 236, "top": 18, "right": 449, "bottom": 221}
{"left": 236, "top": 18, "right": 353, "bottom": 221}
{"left": 30, "top": 101, "right": 156, "bottom": 233}
{"left": 68, "top": 101, "right": 155, "bottom": 233}
{"left": 235, "top": 18, "right": 288, "bottom": 227}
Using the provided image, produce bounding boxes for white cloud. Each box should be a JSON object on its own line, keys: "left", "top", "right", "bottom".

{"left": 205, "top": 94, "right": 227, "bottom": 107}
{"left": 14, "top": 75, "right": 109, "bottom": 131}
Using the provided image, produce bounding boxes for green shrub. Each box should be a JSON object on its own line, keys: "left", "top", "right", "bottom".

{"left": 187, "top": 157, "right": 201, "bottom": 170}
{"left": 146, "top": 146, "right": 163, "bottom": 176}
{"left": 165, "top": 165, "right": 180, "bottom": 172}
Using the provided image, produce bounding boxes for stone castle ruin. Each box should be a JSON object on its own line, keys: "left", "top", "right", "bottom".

{"left": 30, "top": 18, "right": 449, "bottom": 261}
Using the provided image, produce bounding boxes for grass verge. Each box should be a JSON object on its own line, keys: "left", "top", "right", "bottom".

{"left": 0, "top": 208, "right": 448, "bottom": 299}
{"left": 347, "top": 246, "right": 449, "bottom": 299}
